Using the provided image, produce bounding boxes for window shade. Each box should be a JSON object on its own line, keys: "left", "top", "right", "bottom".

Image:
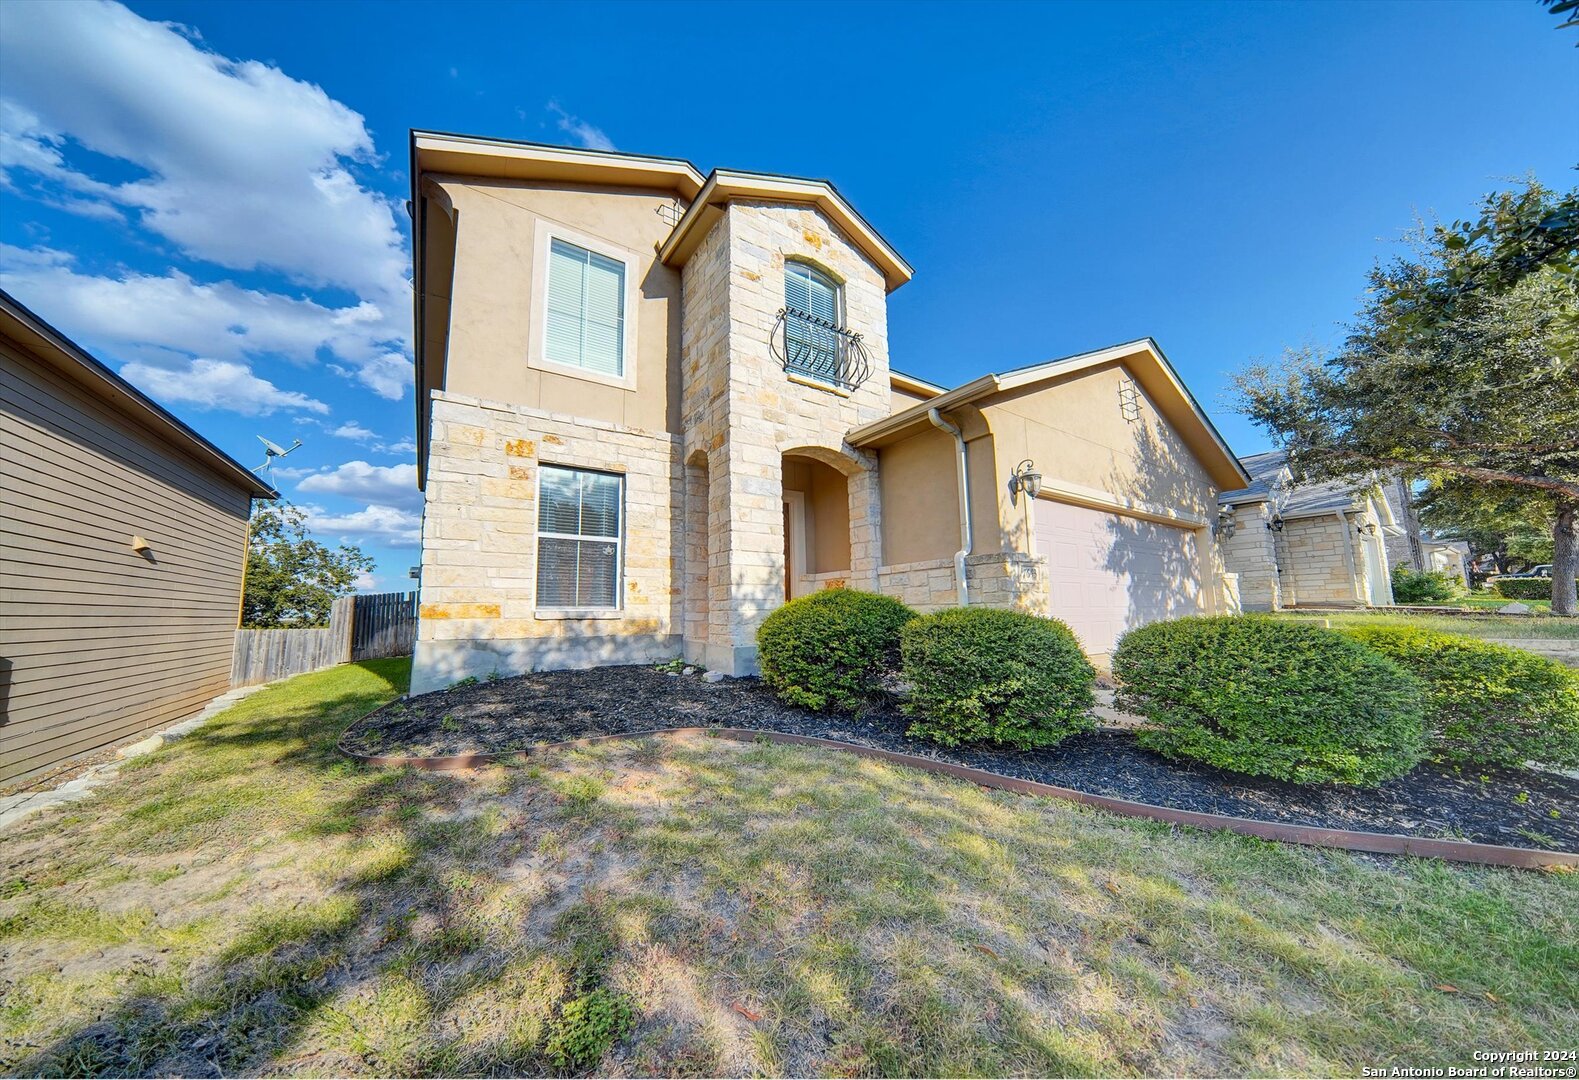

{"left": 537, "top": 466, "right": 623, "bottom": 609}
{"left": 545, "top": 239, "right": 625, "bottom": 377}
{"left": 784, "top": 262, "right": 841, "bottom": 382}
{"left": 785, "top": 262, "right": 838, "bottom": 322}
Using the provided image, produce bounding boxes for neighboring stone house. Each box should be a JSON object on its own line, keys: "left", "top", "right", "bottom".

{"left": 407, "top": 132, "right": 1250, "bottom": 693}
{"left": 1218, "top": 451, "right": 1406, "bottom": 610}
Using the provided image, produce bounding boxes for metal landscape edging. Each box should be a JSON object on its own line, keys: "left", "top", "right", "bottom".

{"left": 337, "top": 726, "right": 1579, "bottom": 871}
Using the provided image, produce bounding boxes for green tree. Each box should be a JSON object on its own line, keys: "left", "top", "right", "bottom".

{"left": 241, "top": 502, "right": 375, "bottom": 628}
{"left": 1416, "top": 478, "right": 1553, "bottom": 574}
{"left": 1234, "top": 181, "right": 1579, "bottom": 614}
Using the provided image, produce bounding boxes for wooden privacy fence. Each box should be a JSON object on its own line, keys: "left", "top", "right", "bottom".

{"left": 231, "top": 592, "right": 417, "bottom": 688}
{"left": 352, "top": 590, "right": 419, "bottom": 660}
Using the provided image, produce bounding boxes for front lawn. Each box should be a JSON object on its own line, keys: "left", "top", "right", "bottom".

{"left": 1277, "top": 609, "right": 1579, "bottom": 640}
{"left": 2, "top": 659, "right": 1575, "bottom": 1076}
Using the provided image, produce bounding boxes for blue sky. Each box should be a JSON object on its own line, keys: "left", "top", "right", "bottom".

{"left": 1, "top": 1, "right": 1573, "bottom": 590}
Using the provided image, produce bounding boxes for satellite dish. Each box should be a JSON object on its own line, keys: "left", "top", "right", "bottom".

{"left": 254, "top": 434, "right": 303, "bottom": 479}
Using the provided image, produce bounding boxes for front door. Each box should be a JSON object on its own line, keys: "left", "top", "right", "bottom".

{"left": 782, "top": 500, "right": 793, "bottom": 601}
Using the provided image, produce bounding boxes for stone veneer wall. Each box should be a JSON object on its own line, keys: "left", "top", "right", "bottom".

{"left": 877, "top": 553, "right": 1049, "bottom": 614}
{"left": 410, "top": 391, "right": 682, "bottom": 695}
{"left": 1217, "top": 501, "right": 1282, "bottom": 611}
{"left": 1276, "top": 514, "right": 1364, "bottom": 607}
{"left": 678, "top": 201, "right": 892, "bottom": 675}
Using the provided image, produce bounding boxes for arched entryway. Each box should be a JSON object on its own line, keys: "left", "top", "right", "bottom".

{"left": 780, "top": 451, "right": 851, "bottom": 599}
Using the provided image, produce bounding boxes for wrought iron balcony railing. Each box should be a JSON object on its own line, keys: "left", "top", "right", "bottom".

{"left": 770, "top": 307, "right": 872, "bottom": 392}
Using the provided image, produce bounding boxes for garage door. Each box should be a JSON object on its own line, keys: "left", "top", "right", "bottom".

{"left": 1033, "top": 499, "right": 1204, "bottom": 656}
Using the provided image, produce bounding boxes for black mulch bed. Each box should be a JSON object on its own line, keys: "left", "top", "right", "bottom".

{"left": 344, "top": 665, "right": 1579, "bottom": 853}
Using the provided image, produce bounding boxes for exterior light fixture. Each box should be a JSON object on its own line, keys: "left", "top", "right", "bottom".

{"left": 1011, "top": 459, "right": 1042, "bottom": 502}
{"left": 1267, "top": 515, "right": 1285, "bottom": 533}
{"left": 1356, "top": 521, "right": 1378, "bottom": 537}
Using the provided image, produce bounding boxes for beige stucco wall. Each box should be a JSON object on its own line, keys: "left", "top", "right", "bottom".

{"left": 783, "top": 455, "right": 851, "bottom": 574}
{"left": 876, "top": 426, "right": 959, "bottom": 565}
{"left": 434, "top": 177, "right": 685, "bottom": 434}
{"left": 977, "top": 362, "right": 1218, "bottom": 552}
{"left": 891, "top": 383, "right": 934, "bottom": 411}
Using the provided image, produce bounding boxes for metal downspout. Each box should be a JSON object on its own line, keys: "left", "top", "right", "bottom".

{"left": 928, "top": 408, "right": 972, "bottom": 605}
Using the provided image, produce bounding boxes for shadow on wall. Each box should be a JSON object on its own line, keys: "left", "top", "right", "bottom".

{"left": 410, "top": 633, "right": 681, "bottom": 697}
{"left": 1097, "top": 424, "right": 1211, "bottom": 649}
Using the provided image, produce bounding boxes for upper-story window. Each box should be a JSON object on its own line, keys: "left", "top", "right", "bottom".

{"left": 777, "top": 260, "right": 870, "bottom": 391}
{"left": 545, "top": 238, "right": 626, "bottom": 377}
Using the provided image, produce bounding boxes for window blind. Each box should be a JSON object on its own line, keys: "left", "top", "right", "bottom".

{"left": 785, "top": 261, "right": 838, "bottom": 322}
{"left": 536, "top": 466, "right": 623, "bottom": 609}
{"left": 545, "top": 239, "right": 625, "bottom": 377}
{"left": 784, "top": 262, "right": 841, "bottom": 382}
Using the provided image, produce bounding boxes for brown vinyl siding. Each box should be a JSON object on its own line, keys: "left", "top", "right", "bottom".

{"left": 1, "top": 337, "right": 252, "bottom": 784}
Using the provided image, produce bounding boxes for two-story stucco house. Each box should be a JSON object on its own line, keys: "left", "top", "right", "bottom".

{"left": 407, "top": 132, "right": 1250, "bottom": 694}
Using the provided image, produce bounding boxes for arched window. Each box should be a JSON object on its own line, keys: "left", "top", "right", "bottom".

{"left": 783, "top": 261, "right": 842, "bottom": 384}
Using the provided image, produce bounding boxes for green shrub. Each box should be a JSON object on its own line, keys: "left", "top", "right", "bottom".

{"left": 1494, "top": 577, "right": 1569, "bottom": 600}
{"left": 545, "top": 988, "right": 634, "bottom": 1069}
{"left": 900, "top": 608, "right": 1096, "bottom": 750}
{"left": 1390, "top": 565, "right": 1463, "bottom": 603}
{"left": 1343, "top": 625, "right": 1579, "bottom": 769}
{"left": 756, "top": 589, "right": 917, "bottom": 712}
{"left": 1112, "top": 616, "right": 1426, "bottom": 786}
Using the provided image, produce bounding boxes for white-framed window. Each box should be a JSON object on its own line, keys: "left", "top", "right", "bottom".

{"left": 783, "top": 261, "right": 844, "bottom": 385}
{"left": 536, "top": 465, "right": 623, "bottom": 610}
{"left": 545, "top": 238, "right": 626, "bottom": 377}
{"left": 785, "top": 260, "right": 840, "bottom": 324}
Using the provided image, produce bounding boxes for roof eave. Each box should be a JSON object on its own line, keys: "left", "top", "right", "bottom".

{"left": 410, "top": 129, "right": 706, "bottom": 199}
{"left": 658, "top": 169, "right": 914, "bottom": 293}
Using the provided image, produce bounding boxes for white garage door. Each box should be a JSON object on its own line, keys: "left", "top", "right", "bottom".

{"left": 1033, "top": 499, "right": 1205, "bottom": 656}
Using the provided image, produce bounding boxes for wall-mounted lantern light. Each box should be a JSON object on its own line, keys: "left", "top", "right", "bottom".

{"left": 1267, "top": 515, "right": 1285, "bottom": 533}
{"left": 1355, "top": 521, "right": 1378, "bottom": 537}
{"left": 1010, "top": 459, "right": 1042, "bottom": 503}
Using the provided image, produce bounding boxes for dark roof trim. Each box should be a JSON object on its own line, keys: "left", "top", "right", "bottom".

{"left": 0, "top": 289, "right": 276, "bottom": 499}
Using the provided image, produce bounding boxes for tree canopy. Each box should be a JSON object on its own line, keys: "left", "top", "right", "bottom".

{"left": 241, "top": 502, "right": 375, "bottom": 628}
{"left": 1234, "top": 180, "right": 1579, "bottom": 613}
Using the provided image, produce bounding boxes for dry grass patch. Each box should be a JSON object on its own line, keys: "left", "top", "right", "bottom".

{"left": 1, "top": 659, "right": 1575, "bottom": 1077}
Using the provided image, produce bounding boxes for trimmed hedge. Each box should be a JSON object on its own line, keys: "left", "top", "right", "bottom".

{"left": 756, "top": 589, "right": 916, "bottom": 712}
{"left": 1112, "top": 616, "right": 1426, "bottom": 786}
{"left": 1390, "top": 565, "right": 1463, "bottom": 603}
{"left": 1494, "top": 577, "right": 1571, "bottom": 600}
{"left": 900, "top": 608, "right": 1095, "bottom": 750}
{"left": 1343, "top": 624, "right": 1579, "bottom": 769}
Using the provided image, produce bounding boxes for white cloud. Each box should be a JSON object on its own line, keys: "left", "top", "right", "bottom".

{"left": 0, "top": 1, "right": 409, "bottom": 312}
{"left": 121, "top": 357, "right": 328, "bottom": 416}
{"left": 331, "top": 421, "right": 378, "bottom": 442}
{"left": 353, "top": 569, "right": 379, "bottom": 592}
{"left": 547, "top": 101, "right": 615, "bottom": 151}
{"left": 297, "top": 460, "right": 420, "bottom": 509}
{"left": 0, "top": 1, "right": 412, "bottom": 400}
{"left": 303, "top": 502, "right": 422, "bottom": 548}
{"left": 0, "top": 248, "right": 410, "bottom": 400}
{"left": 379, "top": 437, "right": 417, "bottom": 454}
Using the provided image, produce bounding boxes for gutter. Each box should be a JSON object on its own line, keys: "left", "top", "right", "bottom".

{"left": 928, "top": 407, "right": 972, "bottom": 606}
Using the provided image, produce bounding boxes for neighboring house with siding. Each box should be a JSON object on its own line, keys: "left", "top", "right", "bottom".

{"left": 408, "top": 132, "right": 1249, "bottom": 693}
{"left": 0, "top": 290, "right": 274, "bottom": 785}
{"left": 1218, "top": 450, "right": 1404, "bottom": 610}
